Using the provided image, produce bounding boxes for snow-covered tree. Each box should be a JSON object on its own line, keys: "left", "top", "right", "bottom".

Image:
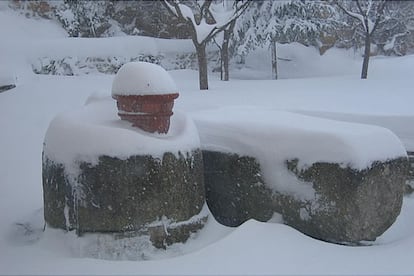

{"left": 378, "top": 1, "right": 414, "bottom": 56}
{"left": 212, "top": 0, "right": 250, "bottom": 81}
{"left": 333, "top": 0, "right": 387, "bottom": 79}
{"left": 234, "top": 0, "right": 337, "bottom": 79}
{"left": 54, "top": 0, "right": 111, "bottom": 37}
{"left": 54, "top": 1, "right": 79, "bottom": 36}
{"left": 71, "top": 1, "right": 111, "bottom": 37}
{"left": 163, "top": 0, "right": 249, "bottom": 90}
{"left": 328, "top": 1, "right": 414, "bottom": 57}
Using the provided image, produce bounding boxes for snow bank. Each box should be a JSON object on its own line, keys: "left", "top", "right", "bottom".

{"left": 232, "top": 43, "right": 362, "bottom": 80}
{"left": 28, "top": 36, "right": 195, "bottom": 61}
{"left": 0, "top": 7, "right": 67, "bottom": 39}
{"left": 112, "top": 62, "right": 178, "bottom": 96}
{"left": 193, "top": 107, "right": 407, "bottom": 197}
{"left": 43, "top": 97, "right": 200, "bottom": 167}
{"left": 294, "top": 110, "right": 414, "bottom": 153}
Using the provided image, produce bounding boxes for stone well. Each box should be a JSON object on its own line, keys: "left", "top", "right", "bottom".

{"left": 42, "top": 63, "right": 207, "bottom": 249}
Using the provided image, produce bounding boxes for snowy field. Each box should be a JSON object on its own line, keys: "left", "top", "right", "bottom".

{"left": 1, "top": 4, "right": 414, "bottom": 275}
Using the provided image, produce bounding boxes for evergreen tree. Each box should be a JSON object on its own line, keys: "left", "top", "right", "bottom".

{"left": 54, "top": 0, "right": 111, "bottom": 37}
{"left": 378, "top": 1, "right": 414, "bottom": 56}
{"left": 234, "top": 0, "right": 336, "bottom": 79}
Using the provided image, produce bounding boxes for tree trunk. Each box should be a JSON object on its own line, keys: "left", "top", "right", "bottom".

{"left": 221, "top": 32, "right": 230, "bottom": 81}
{"left": 361, "top": 32, "right": 371, "bottom": 79}
{"left": 271, "top": 40, "right": 278, "bottom": 80}
{"left": 220, "top": 53, "right": 224, "bottom": 81}
{"left": 196, "top": 42, "right": 209, "bottom": 90}
{"left": 221, "top": 20, "right": 235, "bottom": 81}
{"left": 239, "top": 54, "right": 246, "bottom": 65}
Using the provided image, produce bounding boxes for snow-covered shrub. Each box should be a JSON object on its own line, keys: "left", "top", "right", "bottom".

{"left": 53, "top": 2, "right": 79, "bottom": 37}
{"left": 31, "top": 49, "right": 220, "bottom": 76}
{"left": 32, "top": 55, "right": 163, "bottom": 75}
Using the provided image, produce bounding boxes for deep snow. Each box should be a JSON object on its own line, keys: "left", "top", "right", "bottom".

{"left": 193, "top": 106, "right": 407, "bottom": 200}
{"left": 44, "top": 97, "right": 200, "bottom": 166}
{"left": 2, "top": 5, "right": 414, "bottom": 275}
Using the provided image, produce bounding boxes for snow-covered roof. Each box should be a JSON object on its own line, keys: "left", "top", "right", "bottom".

{"left": 111, "top": 62, "right": 178, "bottom": 96}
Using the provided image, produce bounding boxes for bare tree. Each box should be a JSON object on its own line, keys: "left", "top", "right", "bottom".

{"left": 163, "top": 0, "right": 249, "bottom": 90}
{"left": 213, "top": 18, "right": 237, "bottom": 81}
{"left": 333, "top": 0, "right": 387, "bottom": 79}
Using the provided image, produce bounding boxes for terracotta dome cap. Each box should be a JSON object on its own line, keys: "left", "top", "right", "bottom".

{"left": 112, "top": 62, "right": 178, "bottom": 96}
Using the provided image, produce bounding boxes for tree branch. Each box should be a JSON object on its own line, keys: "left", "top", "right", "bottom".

{"left": 334, "top": 1, "right": 363, "bottom": 22}
{"left": 370, "top": 0, "right": 387, "bottom": 35}
{"left": 356, "top": 0, "right": 365, "bottom": 17}
{"left": 202, "top": 0, "right": 250, "bottom": 44}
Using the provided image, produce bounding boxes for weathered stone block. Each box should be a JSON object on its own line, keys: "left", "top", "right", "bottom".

{"left": 0, "top": 84, "right": 16, "bottom": 93}
{"left": 281, "top": 158, "right": 408, "bottom": 243}
{"left": 203, "top": 151, "right": 273, "bottom": 227}
{"left": 43, "top": 150, "right": 207, "bottom": 248}
{"left": 405, "top": 151, "right": 414, "bottom": 194}
{"left": 202, "top": 150, "right": 408, "bottom": 244}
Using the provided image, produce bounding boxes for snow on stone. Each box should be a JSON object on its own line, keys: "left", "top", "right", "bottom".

{"left": 193, "top": 107, "right": 407, "bottom": 197}
{"left": 43, "top": 97, "right": 199, "bottom": 168}
{"left": 294, "top": 110, "right": 414, "bottom": 154}
{"left": 0, "top": 67, "right": 15, "bottom": 86}
{"left": 111, "top": 62, "right": 178, "bottom": 96}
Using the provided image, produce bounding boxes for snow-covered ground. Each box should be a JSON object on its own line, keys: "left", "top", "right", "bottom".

{"left": 2, "top": 5, "right": 414, "bottom": 275}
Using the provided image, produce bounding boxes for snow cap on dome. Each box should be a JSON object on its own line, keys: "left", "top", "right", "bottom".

{"left": 112, "top": 62, "right": 178, "bottom": 96}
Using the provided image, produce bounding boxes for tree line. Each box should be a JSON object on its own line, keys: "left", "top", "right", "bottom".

{"left": 12, "top": 0, "right": 414, "bottom": 90}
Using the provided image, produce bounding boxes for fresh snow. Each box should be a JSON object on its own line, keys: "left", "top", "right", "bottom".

{"left": 2, "top": 5, "right": 414, "bottom": 275}
{"left": 193, "top": 107, "right": 406, "bottom": 198}
{"left": 194, "top": 107, "right": 406, "bottom": 170}
{"left": 44, "top": 97, "right": 200, "bottom": 168}
{"left": 0, "top": 67, "right": 15, "bottom": 87}
{"left": 111, "top": 62, "right": 178, "bottom": 96}
{"left": 166, "top": 1, "right": 240, "bottom": 44}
